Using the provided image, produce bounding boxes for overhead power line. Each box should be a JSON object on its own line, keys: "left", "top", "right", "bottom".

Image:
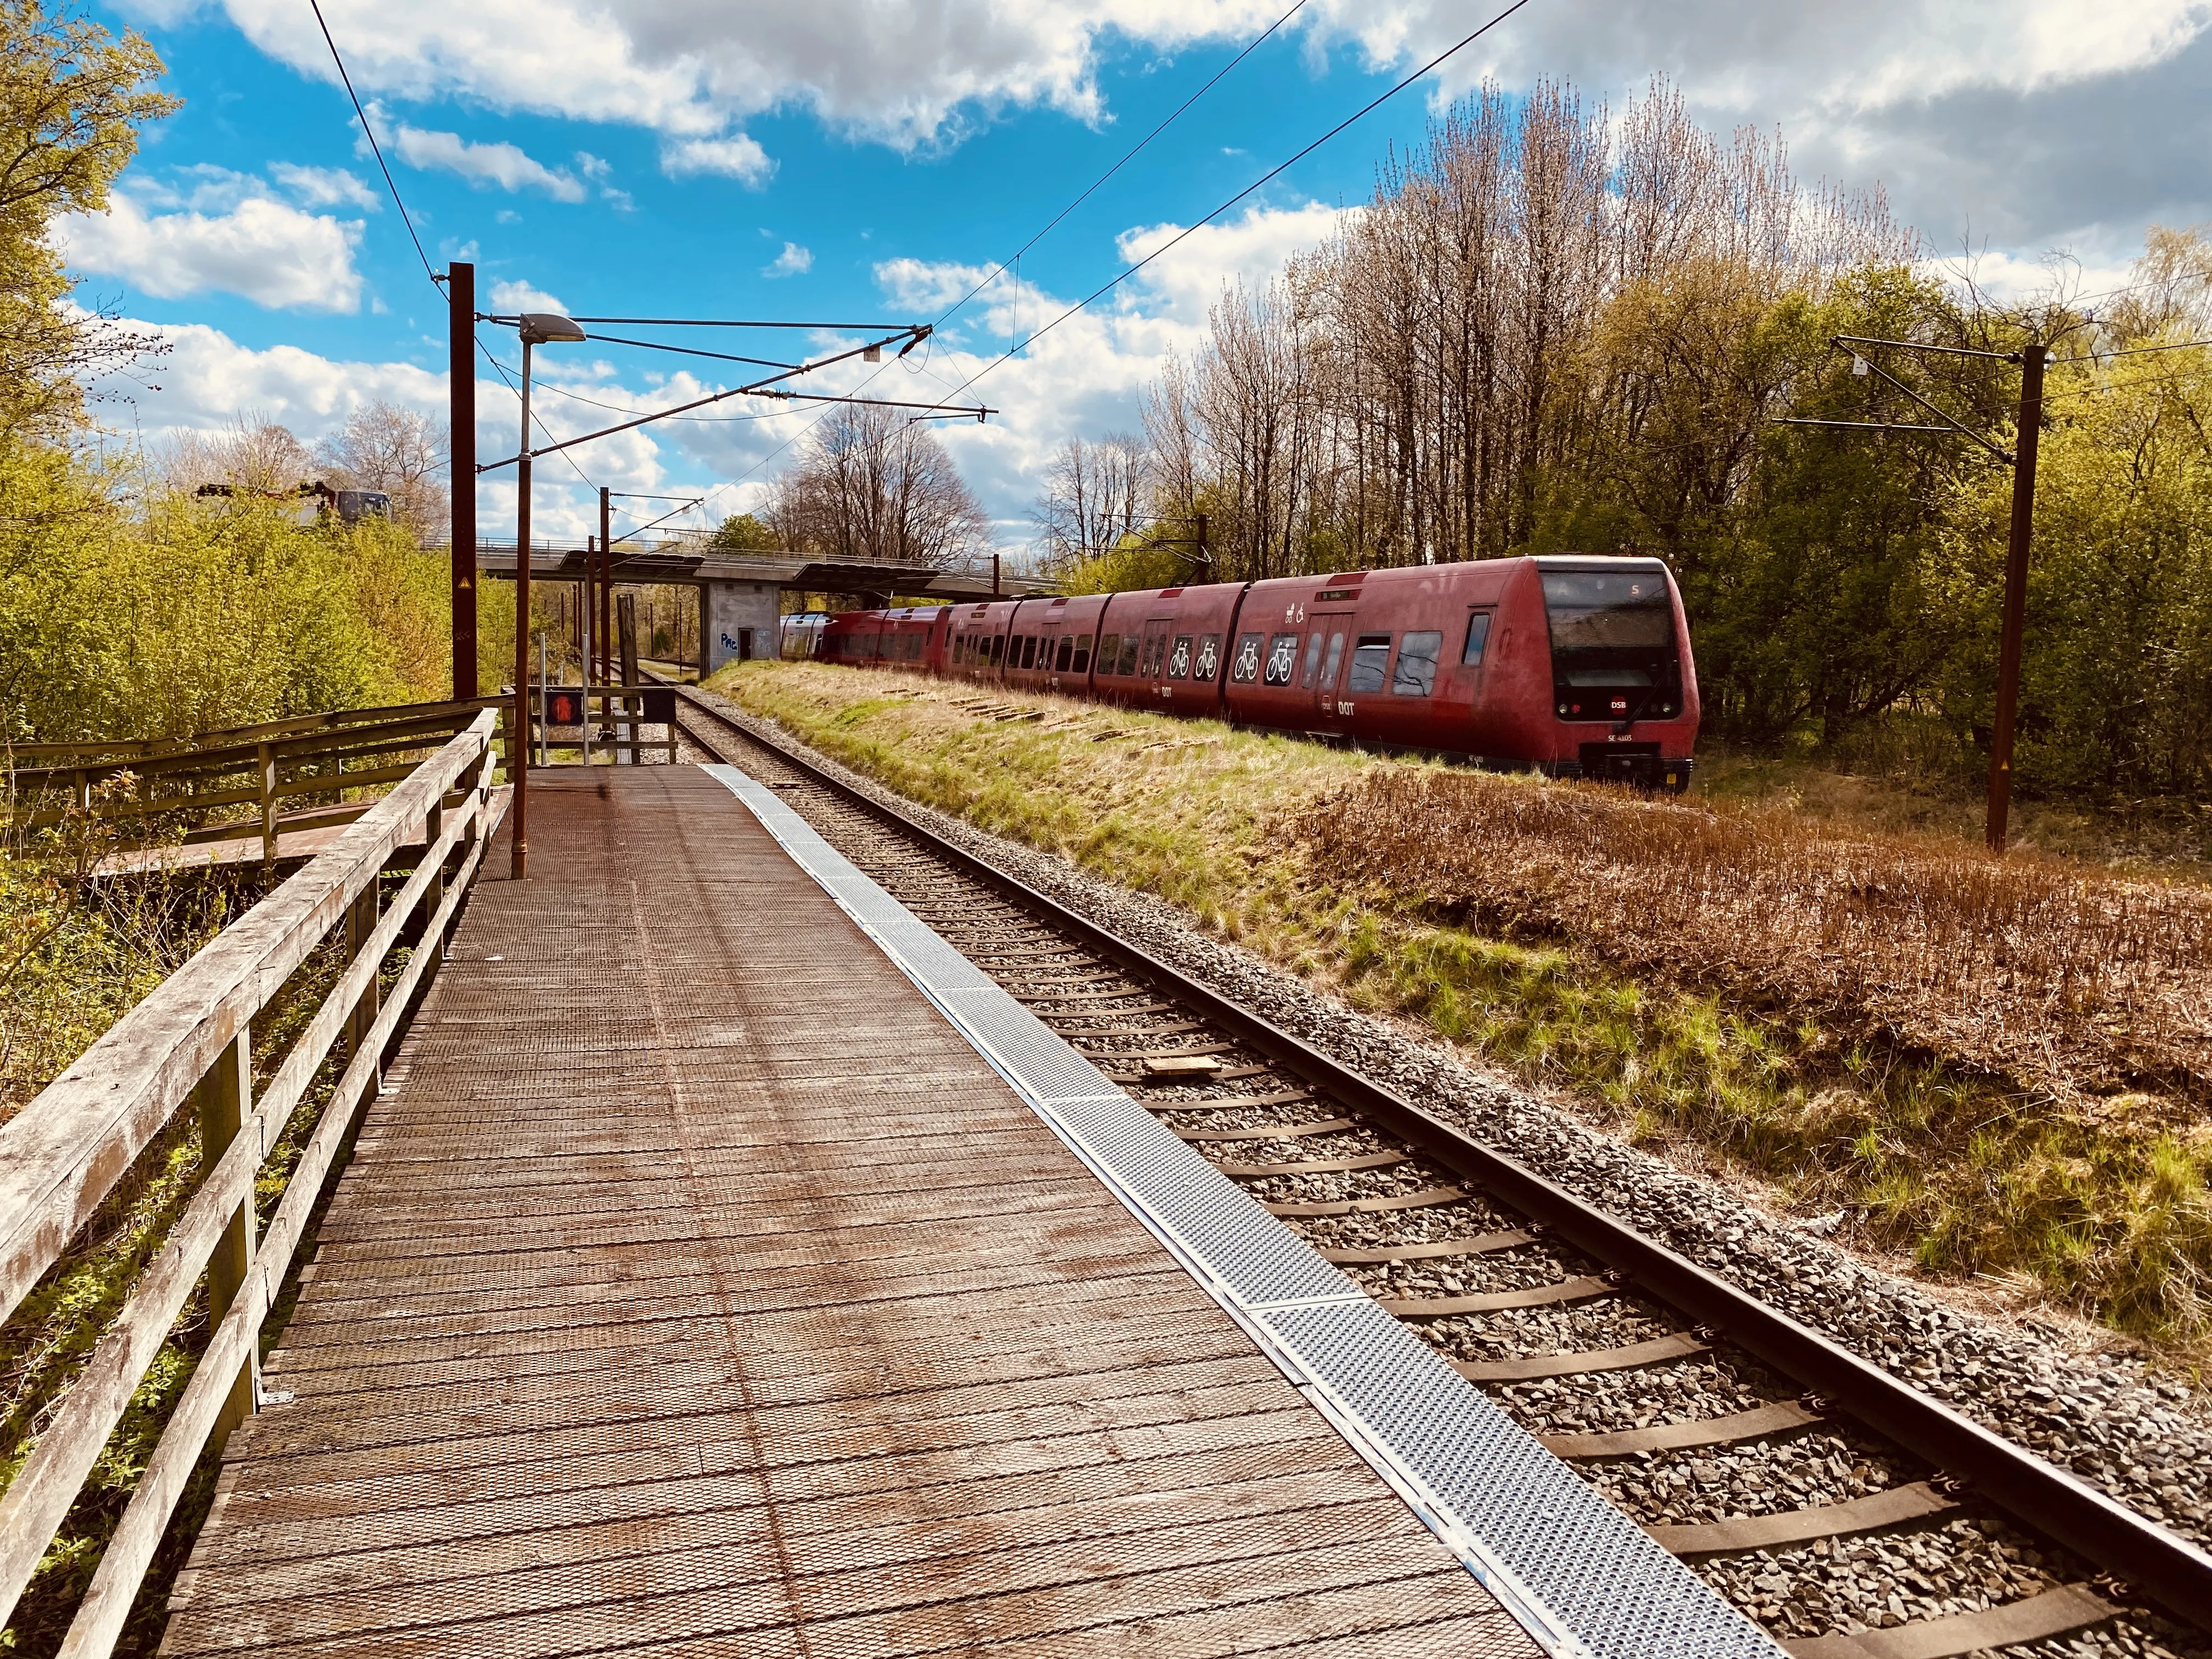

{"left": 307, "top": 0, "right": 440, "bottom": 292}
{"left": 665, "top": 0, "right": 1318, "bottom": 528}
{"left": 932, "top": 0, "right": 1312, "bottom": 334}
{"left": 532, "top": 316, "right": 919, "bottom": 331}
{"left": 932, "top": 0, "right": 1541, "bottom": 408}
{"left": 2056, "top": 335, "right": 2212, "bottom": 365}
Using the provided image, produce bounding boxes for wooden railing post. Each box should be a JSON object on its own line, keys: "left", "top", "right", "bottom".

{"left": 421, "top": 798, "right": 447, "bottom": 980}
{"left": 345, "top": 882, "right": 382, "bottom": 1084}
{"left": 191, "top": 1032, "right": 257, "bottom": 1442}
{"left": 257, "top": 743, "right": 277, "bottom": 870}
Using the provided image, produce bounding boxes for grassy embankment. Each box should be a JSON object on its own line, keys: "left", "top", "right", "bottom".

{"left": 709, "top": 659, "right": 2212, "bottom": 1362}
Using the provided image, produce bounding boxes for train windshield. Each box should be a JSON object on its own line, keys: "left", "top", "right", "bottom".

{"left": 1542, "top": 565, "right": 1683, "bottom": 721}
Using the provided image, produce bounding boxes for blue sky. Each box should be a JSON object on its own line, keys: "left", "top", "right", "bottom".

{"left": 63, "top": 0, "right": 2212, "bottom": 549}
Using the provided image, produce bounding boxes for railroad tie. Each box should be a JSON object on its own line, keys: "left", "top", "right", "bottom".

{"left": 1644, "top": 1482, "right": 1957, "bottom": 1556}
{"left": 1454, "top": 1330, "right": 1707, "bottom": 1380}
{"left": 1137, "top": 1090, "right": 1311, "bottom": 1113}
{"left": 1539, "top": 1399, "right": 1824, "bottom": 1458}
{"left": 1267, "top": 1184, "right": 1465, "bottom": 1217}
{"left": 1373, "top": 1275, "right": 1611, "bottom": 1316}
{"left": 1320, "top": 1231, "right": 1533, "bottom": 1262}
{"left": 1175, "top": 1116, "right": 1357, "bottom": 1142}
{"left": 1781, "top": 1583, "right": 2117, "bottom": 1659}
{"left": 1048, "top": 1019, "right": 1206, "bottom": 1039}
{"left": 1215, "top": 1149, "right": 1408, "bottom": 1178}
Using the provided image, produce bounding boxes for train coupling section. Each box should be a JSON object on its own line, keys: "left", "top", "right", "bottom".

{"left": 1556, "top": 742, "right": 1694, "bottom": 793}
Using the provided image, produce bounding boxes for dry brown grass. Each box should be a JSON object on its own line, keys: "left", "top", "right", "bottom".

{"left": 1305, "top": 771, "right": 2212, "bottom": 1115}
{"left": 714, "top": 662, "right": 2212, "bottom": 1355}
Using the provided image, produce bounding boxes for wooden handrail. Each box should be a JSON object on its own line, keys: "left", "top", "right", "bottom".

{"left": 3, "top": 703, "right": 514, "bottom": 858}
{"left": 0, "top": 710, "right": 501, "bottom": 1645}
{"left": 2, "top": 696, "right": 510, "bottom": 765}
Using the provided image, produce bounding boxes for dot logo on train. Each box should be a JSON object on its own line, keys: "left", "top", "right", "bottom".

{"left": 800, "top": 555, "right": 1699, "bottom": 789}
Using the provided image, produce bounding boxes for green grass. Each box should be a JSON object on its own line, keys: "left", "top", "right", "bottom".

{"left": 710, "top": 661, "right": 2212, "bottom": 1363}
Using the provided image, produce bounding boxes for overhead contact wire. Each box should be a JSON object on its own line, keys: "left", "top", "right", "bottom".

{"left": 307, "top": 0, "right": 440, "bottom": 291}
{"left": 934, "top": 0, "right": 1541, "bottom": 411}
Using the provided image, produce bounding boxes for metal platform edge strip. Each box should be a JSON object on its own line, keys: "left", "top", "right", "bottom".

{"left": 703, "top": 763, "right": 1783, "bottom": 1659}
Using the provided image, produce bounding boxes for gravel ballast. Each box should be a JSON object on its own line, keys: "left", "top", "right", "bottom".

{"left": 685, "top": 684, "right": 2212, "bottom": 1622}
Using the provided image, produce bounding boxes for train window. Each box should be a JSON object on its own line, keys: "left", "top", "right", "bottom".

{"left": 1229, "top": 632, "right": 1263, "bottom": 682}
{"left": 1300, "top": 633, "right": 1325, "bottom": 687}
{"left": 1346, "top": 634, "right": 1392, "bottom": 693}
{"left": 1139, "top": 628, "right": 1164, "bottom": 678}
{"left": 1097, "top": 633, "right": 1120, "bottom": 674}
{"left": 1019, "top": 635, "right": 1036, "bottom": 669}
{"left": 1118, "top": 634, "right": 1140, "bottom": 675}
{"left": 989, "top": 635, "right": 1005, "bottom": 664}
{"left": 1194, "top": 634, "right": 1220, "bottom": 680}
{"left": 1264, "top": 633, "right": 1300, "bottom": 686}
{"left": 1072, "top": 633, "right": 1092, "bottom": 673}
{"left": 1167, "top": 635, "right": 1193, "bottom": 678}
{"left": 1321, "top": 631, "right": 1345, "bottom": 689}
{"left": 1392, "top": 631, "right": 1442, "bottom": 696}
{"left": 1463, "top": 613, "right": 1492, "bottom": 665}
{"left": 1054, "top": 636, "right": 1073, "bottom": 672}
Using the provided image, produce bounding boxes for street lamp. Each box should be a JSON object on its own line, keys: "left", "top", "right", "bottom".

{"left": 511, "top": 310, "right": 585, "bottom": 881}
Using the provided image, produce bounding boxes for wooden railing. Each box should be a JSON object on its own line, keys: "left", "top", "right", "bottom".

{"left": 0, "top": 710, "right": 501, "bottom": 1651}
{"left": 4, "top": 697, "right": 510, "bottom": 864}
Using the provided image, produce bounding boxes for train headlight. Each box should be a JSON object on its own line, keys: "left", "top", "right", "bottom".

{"left": 1556, "top": 703, "right": 1568, "bottom": 715}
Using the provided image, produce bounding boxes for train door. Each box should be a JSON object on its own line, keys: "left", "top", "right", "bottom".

{"left": 1305, "top": 611, "right": 1356, "bottom": 729}
{"left": 1139, "top": 620, "right": 1172, "bottom": 702}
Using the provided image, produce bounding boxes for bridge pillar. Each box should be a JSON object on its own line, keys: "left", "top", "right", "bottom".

{"left": 701, "top": 580, "right": 781, "bottom": 676}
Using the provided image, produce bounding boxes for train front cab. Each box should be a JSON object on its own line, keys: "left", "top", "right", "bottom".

{"left": 1517, "top": 556, "right": 1697, "bottom": 791}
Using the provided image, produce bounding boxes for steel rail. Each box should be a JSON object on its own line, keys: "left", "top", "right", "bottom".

{"left": 665, "top": 678, "right": 2212, "bottom": 1638}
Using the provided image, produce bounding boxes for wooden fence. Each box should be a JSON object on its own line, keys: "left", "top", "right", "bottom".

{"left": 4, "top": 698, "right": 511, "bottom": 865}
{"left": 0, "top": 710, "right": 502, "bottom": 1651}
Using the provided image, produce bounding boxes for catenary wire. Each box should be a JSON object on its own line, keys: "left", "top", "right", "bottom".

{"left": 477, "top": 337, "right": 600, "bottom": 491}
{"left": 307, "top": 0, "right": 439, "bottom": 291}
{"left": 929, "top": 0, "right": 1541, "bottom": 410}
{"left": 584, "top": 333, "right": 800, "bottom": 371}
{"left": 657, "top": 4, "right": 1316, "bottom": 531}
{"left": 536, "top": 1, "right": 1342, "bottom": 535}
{"left": 929, "top": 0, "right": 1311, "bottom": 335}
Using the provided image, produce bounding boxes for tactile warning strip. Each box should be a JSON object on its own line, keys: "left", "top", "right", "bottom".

{"left": 704, "top": 763, "right": 1784, "bottom": 1659}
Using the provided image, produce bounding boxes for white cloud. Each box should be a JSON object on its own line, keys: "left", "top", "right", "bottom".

{"left": 104, "top": 320, "right": 443, "bottom": 437}
{"left": 269, "top": 162, "right": 380, "bottom": 211}
{"left": 488, "top": 279, "right": 568, "bottom": 313}
{"left": 763, "top": 241, "right": 813, "bottom": 278}
{"left": 388, "top": 122, "right": 585, "bottom": 201}
{"left": 874, "top": 256, "right": 995, "bottom": 312}
{"left": 659, "top": 135, "right": 774, "bottom": 184}
{"left": 1113, "top": 202, "right": 1356, "bottom": 323}
{"left": 59, "top": 191, "right": 364, "bottom": 311}
{"left": 201, "top": 0, "right": 1277, "bottom": 150}
{"left": 184, "top": 0, "right": 2212, "bottom": 156}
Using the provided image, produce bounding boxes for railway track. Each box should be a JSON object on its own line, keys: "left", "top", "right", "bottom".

{"left": 663, "top": 679, "right": 2210, "bottom": 1659}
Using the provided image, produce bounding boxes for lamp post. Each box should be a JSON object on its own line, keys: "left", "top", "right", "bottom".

{"left": 510, "top": 310, "right": 586, "bottom": 881}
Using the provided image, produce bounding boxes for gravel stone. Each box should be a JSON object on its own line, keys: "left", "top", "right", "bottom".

{"left": 682, "top": 689, "right": 2212, "bottom": 1655}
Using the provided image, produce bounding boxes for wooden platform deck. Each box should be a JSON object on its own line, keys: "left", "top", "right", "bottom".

{"left": 162, "top": 766, "right": 1539, "bottom": 1657}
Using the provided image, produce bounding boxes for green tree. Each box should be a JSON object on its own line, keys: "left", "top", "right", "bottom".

{"left": 0, "top": 0, "right": 177, "bottom": 441}
{"left": 708, "top": 511, "right": 778, "bottom": 552}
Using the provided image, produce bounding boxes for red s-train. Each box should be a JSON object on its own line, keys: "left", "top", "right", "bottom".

{"left": 795, "top": 555, "right": 1699, "bottom": 788}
